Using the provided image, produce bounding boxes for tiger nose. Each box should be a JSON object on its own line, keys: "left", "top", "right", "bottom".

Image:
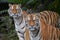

{"left": 14, "top": 11, "right": 17, "bottom": 13}
{"left": 29, "top": 20, "right": 35, "bottom": 26}
{"left": 12, "top": 10, "right": 18, "bottom": 14}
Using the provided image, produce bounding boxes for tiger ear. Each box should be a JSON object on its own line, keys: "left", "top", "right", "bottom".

{"left": 9, "top": 4, "right": 12, "bottom": 7}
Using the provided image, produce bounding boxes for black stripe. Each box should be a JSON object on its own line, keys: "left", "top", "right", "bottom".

{"left": 40, "top": 12, "right": 47, "bottom": 20}
{"left": 43, "top": 11, "right": 50, "bottom": 24}
{"left": 35, "top": 29, "right": 39, "bottom": 37}
{"left": 17, "top": 31, "right": 25, "bottom": 34}
{"left": 48, "top": 11, "right": 52, "bottom": 25}
{"left": 20, "top": 35, "right": 24, "bottom": 38}
{"left": 19, "top": 16, "right": 23, "bottom": 25}
{"left": 52, "top": 12, "right": 57, "bottom": 26}
{"left": 51, "top": 12, "right": 53, "bottom": 25}
{"left": 40, "top": 29, "right": 42, "bottom": 40}
{"left": 21, "top": 26, "right": 25, "bottom": 29}
{"left": 43, "top": 11, "right": 48, "bottom": 20}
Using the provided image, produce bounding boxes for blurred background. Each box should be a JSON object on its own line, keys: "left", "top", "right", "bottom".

{"left": 0, "top": 0, "right": 60, "bottom": 40}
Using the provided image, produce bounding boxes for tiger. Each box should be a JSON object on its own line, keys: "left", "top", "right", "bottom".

{"left": 25, "top": 11, "right": 60, "bottom": 40}
{"left": 8, "top": 4, "right": 30, "bottom": 40}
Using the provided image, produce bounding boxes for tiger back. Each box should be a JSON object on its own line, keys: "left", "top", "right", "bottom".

{"left": 40, "top": 11, "right": 59, "bottom": 26}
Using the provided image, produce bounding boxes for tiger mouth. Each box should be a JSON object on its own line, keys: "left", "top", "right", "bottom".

{"left": 29, "top": 27, "right": 37, "bottom": 31}
{"left": 29, "top": 28, "right": 38, "bottom": 32}
{"left": 29, "top": 28, "right": 35, "bottom": 31}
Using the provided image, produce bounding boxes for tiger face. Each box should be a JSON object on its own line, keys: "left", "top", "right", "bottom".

{"left": 8, "top": 4, "right": 22, "bottom": 17}
{"left": 25, "top": 14, "right": 40, "bottom": 31}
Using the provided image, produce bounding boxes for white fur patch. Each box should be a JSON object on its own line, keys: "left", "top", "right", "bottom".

{"left": 11, "top": 6, "right": 13, "bottom": 9}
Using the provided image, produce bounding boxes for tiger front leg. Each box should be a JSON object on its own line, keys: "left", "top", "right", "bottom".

{"left": 16, "top": 31, "right": 25, "bottom": 40}
{"left": 15, "top": 25, "right": 26, "bottom": 40}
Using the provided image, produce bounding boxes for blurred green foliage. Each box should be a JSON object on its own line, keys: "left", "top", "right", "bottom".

{"left": 0, "top": 15, "right": 18, "bottom": 40}
{"left": 7, "top": 0, "right": 21, "bottom": 3}
{"left": 46, "top": 0, "right": 60, "bottom": 14}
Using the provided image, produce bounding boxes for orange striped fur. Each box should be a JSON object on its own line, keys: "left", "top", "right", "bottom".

{"left": 40, "top": 18, "right": 60, "bottom": 40}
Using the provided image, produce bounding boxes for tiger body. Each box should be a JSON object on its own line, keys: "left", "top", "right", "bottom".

{"left": 25, "top": 11, "right": 60, "bottom": 40}
{"left": 8, "top": 4, "right": 29, "bottom": 40}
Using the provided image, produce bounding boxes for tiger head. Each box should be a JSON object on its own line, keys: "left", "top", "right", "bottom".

{"left": 8, "top": 4, "right": 22, "bottom": 17}
{"left": 25, "top": 14, "right": 40, "bottom": 31}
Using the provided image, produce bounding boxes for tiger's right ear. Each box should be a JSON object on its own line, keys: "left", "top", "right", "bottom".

{"left": 9, "top": 4, "right": 12, "bottom": 7}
